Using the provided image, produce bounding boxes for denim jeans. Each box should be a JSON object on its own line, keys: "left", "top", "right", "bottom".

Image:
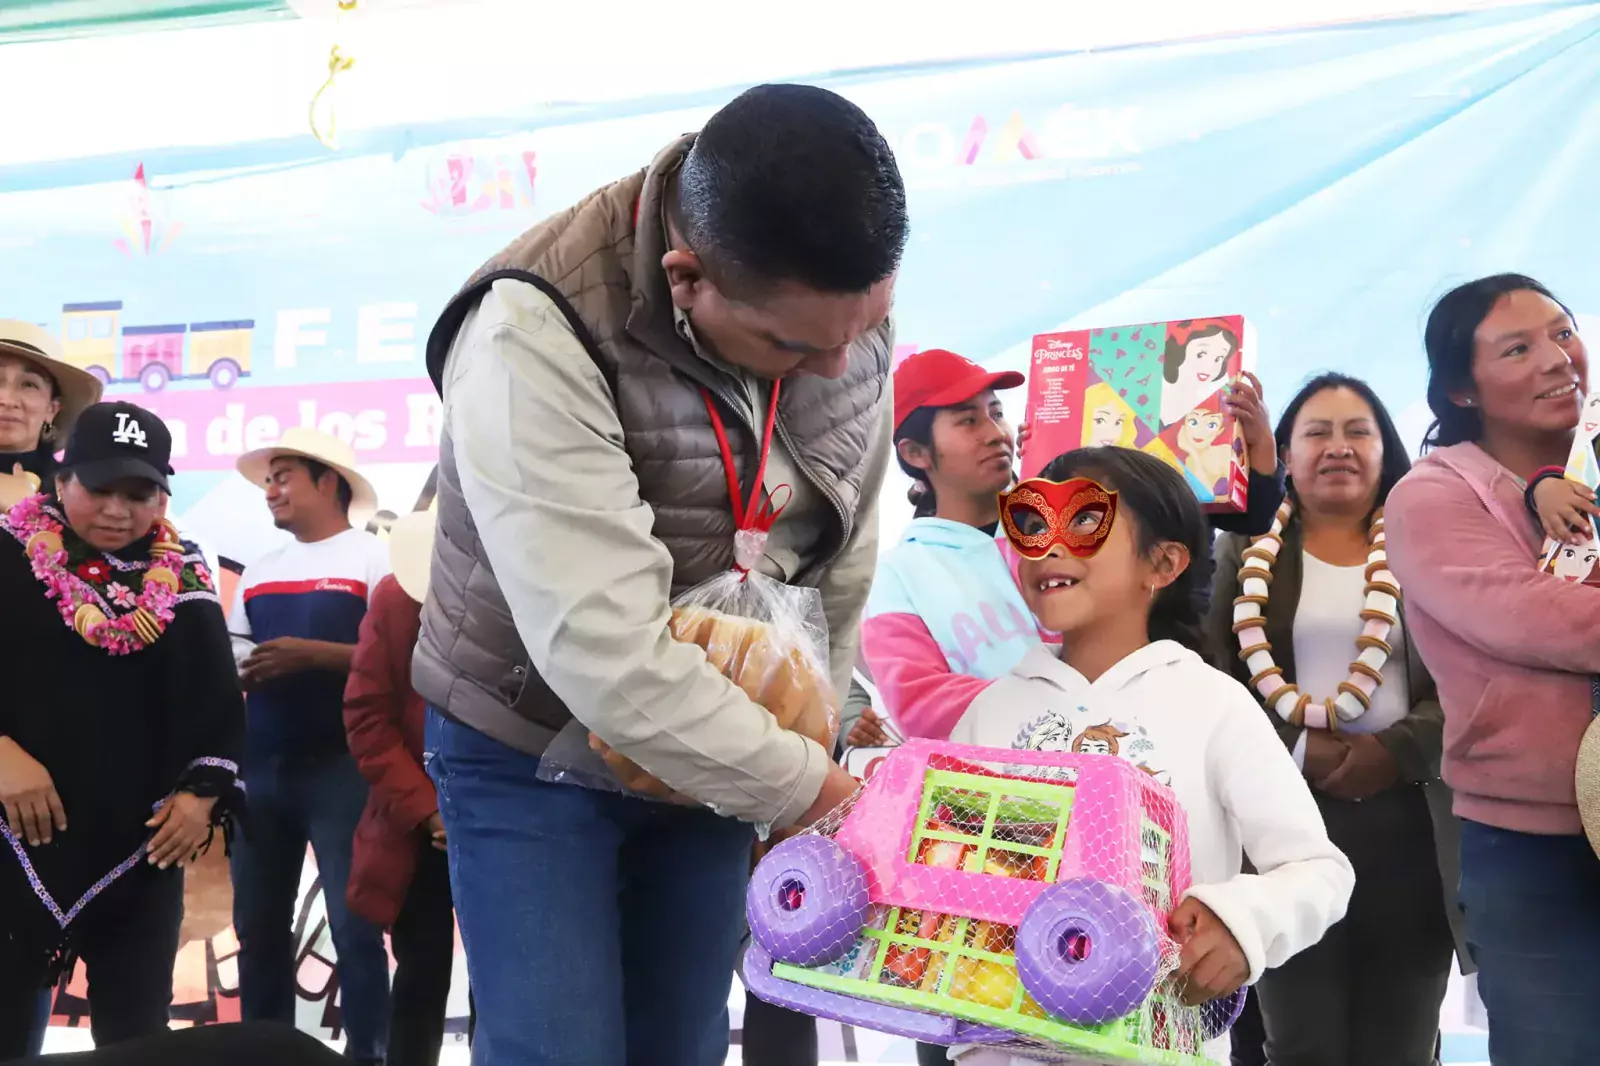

{"left": 426, "top": 709, "right": 754, "bottom": 1066}
{"left": 1458, "top": 819, "right": 1600, "bottom": 1066}
{"left": 231, "top": 753, "right": 391, "bottom": 1062}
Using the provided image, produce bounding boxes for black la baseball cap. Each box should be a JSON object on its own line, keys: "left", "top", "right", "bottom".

{"left": 58, "top": 401, "right": 175, "bottom": 493}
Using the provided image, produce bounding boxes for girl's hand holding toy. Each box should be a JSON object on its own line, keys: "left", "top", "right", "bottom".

{"left": 1168, "top": 896, "right": 1249, "bottom": 1007}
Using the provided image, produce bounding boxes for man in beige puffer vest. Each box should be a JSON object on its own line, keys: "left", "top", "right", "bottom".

{"left": 415, "top": 84, "right": 905, "bottom": 1065}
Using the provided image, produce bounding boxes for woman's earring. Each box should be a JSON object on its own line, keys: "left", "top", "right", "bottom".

{"left": 1462, "top": 399, "right": 1474, "bottom": 407}
{"left": 40, "top": 420, "right": 55, "bottom": 441}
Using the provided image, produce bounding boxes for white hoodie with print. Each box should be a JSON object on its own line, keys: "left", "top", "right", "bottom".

{"left": 948, "top": 640, "right": 1353, "bottom": 1065}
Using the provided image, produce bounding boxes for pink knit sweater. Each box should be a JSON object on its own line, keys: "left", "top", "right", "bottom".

{"left": 1385, "top": 442, "right": 1599, "bottom": 835}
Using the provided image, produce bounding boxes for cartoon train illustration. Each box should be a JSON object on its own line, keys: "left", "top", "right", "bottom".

{"left": 60, "top": 301, "right": 253, "bottom": 392}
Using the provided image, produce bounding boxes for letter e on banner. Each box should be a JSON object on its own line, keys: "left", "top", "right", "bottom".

{"left": 357, "top": 303, "right": 417, "bottom": 365}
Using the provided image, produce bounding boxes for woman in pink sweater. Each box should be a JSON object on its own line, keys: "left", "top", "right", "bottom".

{"left": 1383, "top": 274, "right": 1598, "bottom": 1066}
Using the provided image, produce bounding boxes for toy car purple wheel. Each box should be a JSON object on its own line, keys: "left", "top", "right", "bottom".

{"left": 1199, "top": 987, "right": 1248, "bottom": 1040}
{"left": 1015, "top": 878, "right": 1159, "bottom": 1025}
{"left": 747, "top": 835, "right": 870, "bottom": 967}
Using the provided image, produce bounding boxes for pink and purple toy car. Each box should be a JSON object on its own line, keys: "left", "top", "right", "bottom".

{"left": 744, "top": 739, "right": 1244, "bottom": 1063}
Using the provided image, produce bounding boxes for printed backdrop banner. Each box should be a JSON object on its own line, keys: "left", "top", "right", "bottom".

{"left": 4, "top": 2, "right": 1599, "bottom": 565}
{"left": 10, "top": 4, "right": 1598, "bottom": 1059}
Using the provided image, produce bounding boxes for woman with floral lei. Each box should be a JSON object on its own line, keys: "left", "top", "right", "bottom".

{"left": 1206, "top": 374, "right": 1464, "bottom": 1066}
{"left": 0, "top": 401, "right": 243, "bottom": 1056}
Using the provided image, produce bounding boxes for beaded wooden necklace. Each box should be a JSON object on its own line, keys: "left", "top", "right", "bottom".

{"left": 1232, "top": 501, "right": 1399, "bottom": 730}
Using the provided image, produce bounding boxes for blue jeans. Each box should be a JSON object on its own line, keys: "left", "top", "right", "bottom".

{"left": 426, "top": 709, "right": 754, "bottom": 1066}
{"left": 1458, "top": 819, "right": 1600, "bottom": 1066}
{"left": 231, "top": 753, "right": 391, "bottom": 1062}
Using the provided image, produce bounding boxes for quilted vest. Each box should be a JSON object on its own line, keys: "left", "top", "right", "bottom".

{"left": 411, "top": 135, "right": 891, "bottom": 754}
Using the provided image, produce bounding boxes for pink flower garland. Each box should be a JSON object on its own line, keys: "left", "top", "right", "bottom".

{"left": 5, "top": 495, "right": 181, "bottom": 656}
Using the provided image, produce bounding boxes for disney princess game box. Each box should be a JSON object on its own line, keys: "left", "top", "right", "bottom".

{"left": 1537, "top": 388, "right": 1600, "bottom": 586}
{"left": 1021, "top": 316, "right": 1256, "bottom": 512}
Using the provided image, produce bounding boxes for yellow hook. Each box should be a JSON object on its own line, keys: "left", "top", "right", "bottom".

{"left": 309, "top": 0, "right": 360, "bottom": 150}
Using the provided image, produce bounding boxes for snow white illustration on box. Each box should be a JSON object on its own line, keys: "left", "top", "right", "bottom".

{"left": 1159, "top": 319, "right": 1240, "bottom": 427}
{"left": 1583, "top": 389, "right": 1600, "bottom": 439}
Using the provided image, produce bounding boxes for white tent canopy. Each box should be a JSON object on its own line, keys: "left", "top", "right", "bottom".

{"left": 0, "top": 0, "right": 1545, "bottom": 167}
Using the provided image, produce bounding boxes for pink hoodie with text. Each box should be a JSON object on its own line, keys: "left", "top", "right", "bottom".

{"left": 1385, "top": 442, "right": 1600, "bottom": 836}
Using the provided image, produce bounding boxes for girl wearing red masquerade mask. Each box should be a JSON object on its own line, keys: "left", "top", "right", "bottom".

{"left": 951, "top": 447, "right": 1352, "bottom": 1066}
{"left": 997, "top": 477, "right": 1120, "bottom": 561}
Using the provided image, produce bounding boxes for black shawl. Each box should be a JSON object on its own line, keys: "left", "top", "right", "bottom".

{"left": 0, "top": 498, "right": 244, "bottom": 984}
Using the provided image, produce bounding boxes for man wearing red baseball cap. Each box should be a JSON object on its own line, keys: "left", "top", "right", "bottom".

{"left": 856, "top": 347, "right": 1032, "bottom": 1066}
{"left": 892, "top": 348, "right": 1025, "bottom": 437}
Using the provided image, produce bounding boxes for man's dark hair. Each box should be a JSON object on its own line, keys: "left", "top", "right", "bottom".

{"left": 672, "top": 84, "right": 908, "bottom": 296}
{"left": 300, "top": 457, "right": 353, "bottom": 514}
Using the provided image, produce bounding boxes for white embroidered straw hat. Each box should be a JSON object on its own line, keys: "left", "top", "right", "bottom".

{"left": 236, "top": 426, "right": 378, "bottom": 523}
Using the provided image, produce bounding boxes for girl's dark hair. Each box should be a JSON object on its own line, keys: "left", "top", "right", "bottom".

{"left": 1274, "top": 372, "right": 1412, "bottom": 511}
{"left": 1036, "top": 446, "right": 1210, "bottom": 655}
{"left": 1162, "top": 323, "right": 1239, "bottom": 385}
{"left": 1422, "top": 273, "right": 1576, "bottom": 449}
{"left": 894, "top": 406, "right": 939, "bottom": 518}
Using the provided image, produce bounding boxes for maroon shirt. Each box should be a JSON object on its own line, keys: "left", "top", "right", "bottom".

{"left": 343, "top": 573, "right": 434, "bottom": 927}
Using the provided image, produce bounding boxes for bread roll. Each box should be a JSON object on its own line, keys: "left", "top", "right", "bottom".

{"left": 586, "top": 733, "right": 694, "bottom": 805}
{"left": 595, "top": 606, "right": 838, "bottom": 798}
{"left": 668, "top": 606, "right": 717, "bottom": 646}
{"left": 704, "top": 613, "right": 758, "bottom": 675}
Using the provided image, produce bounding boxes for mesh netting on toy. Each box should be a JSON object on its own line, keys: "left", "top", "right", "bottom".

{"left": 744, "top": 741, "right": 1244, "bottom": 1065}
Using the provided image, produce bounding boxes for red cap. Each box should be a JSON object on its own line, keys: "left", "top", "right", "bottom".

{"left": 893, "top": 348, "right": 1025, "bottom": 432}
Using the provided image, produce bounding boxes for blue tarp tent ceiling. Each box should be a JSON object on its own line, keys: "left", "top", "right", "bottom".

{"left": 0, "top": 1, "right": 298, "bottom": 43}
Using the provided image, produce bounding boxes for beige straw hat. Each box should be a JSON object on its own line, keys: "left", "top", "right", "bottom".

{"left": 236, "top": 426, "right": 378, "bottom": 522}
{"left": 0, "top": 319, "right": 105, "bottom": 442}
{"left": 388, "top": 504, "right": 436, "bottom": 604}
{"left": 1578, "top": 716, "right": 1600, "bottom": 859}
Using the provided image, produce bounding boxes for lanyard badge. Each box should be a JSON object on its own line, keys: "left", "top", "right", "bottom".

{"left": 701, "top": 382, "right": 790, "bottom": 576}
{"left": 998, "top": 477, "right": 1118, "bottom": 560}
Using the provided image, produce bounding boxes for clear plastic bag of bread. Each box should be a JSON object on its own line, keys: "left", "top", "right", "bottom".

{"left": 537, "top": 526, "right": 840, "bottom": 808}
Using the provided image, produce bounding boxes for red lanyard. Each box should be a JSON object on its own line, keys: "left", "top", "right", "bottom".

{"left": 701, "top": 381, "right": 790, "bottom": 536}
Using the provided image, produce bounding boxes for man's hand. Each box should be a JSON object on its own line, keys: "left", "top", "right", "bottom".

{"left": 1317, "top": 732, "right": 1400, "bottom": 801}
{"left": 1533, "top": 476, "right": 1600, "bottom": 546}
{"left": 846, "top": 707, "right": 891, "bottom": 748}
{"left": 145, "top": 792, "right": 218, "bottom": 869}
{"left": 796, "top": 763, "right": 861, "bottom": 829}
{"left": 0, "top": 737, "right": 66, "bottom": 847}
{"left": 1015, "top": 421, "right": 1033, "bottom": 459}
{"left": 1222, "top": 372, "right": 1277, "bottom": 476}
{"left": 240, "top": 637, "right": 327, "bottom": 688}
{"left": 1301, "top": 730, "right": 1348, "bottom": 783}
{"left": 1168, "top": 897, "right": 1249, "bottom": 1006}
{"left": 425, "top": 811, "right": 448, "bottom": 852}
